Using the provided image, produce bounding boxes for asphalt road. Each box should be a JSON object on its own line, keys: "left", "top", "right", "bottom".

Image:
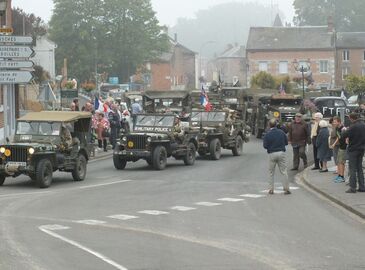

{"left": 0, "top": 139, "right": 364, "bottom": 270}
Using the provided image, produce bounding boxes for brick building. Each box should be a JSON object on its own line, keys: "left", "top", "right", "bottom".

{"left": 335, "top": 32, "right": 365, "bottom": 87}
{"left": 246, "top": 25, "right": 336, "bottom": 90}
{"left": 141, "top": 37, "right": 197, "bottom": 91}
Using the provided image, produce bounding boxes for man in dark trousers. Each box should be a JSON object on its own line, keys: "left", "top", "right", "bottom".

{"left": 263, "top": 119, "right": 290, "bottom": 195}
{"left": 343, "top": 113, "right": 365, "bottom": 193}
{"left": 288, "top": 113, "right": 310, "bottom": 170}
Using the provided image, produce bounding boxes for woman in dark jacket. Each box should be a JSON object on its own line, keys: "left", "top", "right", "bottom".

{"left": 316, "top": 120, "right": 332, "bottom": 172}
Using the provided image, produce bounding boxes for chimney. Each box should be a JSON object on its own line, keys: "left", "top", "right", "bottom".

{"left": 174, "top": 33, "right": 177, "bottom": 42}
{"left": 327, "top": 16, "right": 334, "bottom": 32}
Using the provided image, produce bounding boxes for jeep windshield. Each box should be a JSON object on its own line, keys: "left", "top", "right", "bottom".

{"left": 191, "top": 112, "right": 226, "bottom": 122}
{"left": 16, "top": 121, "right": 61, "bottom": 136}
{"left": 136, "top": 115, "right": 175, "bottom": 127}
{"left": 270, "top": 99, "right": 302, "bottom": 106}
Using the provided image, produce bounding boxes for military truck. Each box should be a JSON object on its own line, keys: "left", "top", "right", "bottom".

{"left": 0, "top": 111, "right": 93, "bottom": 188}
{"left": 190, "top": 110, "right": 250, "bottom": 160}
{"left": 113, "top": 114, "right": 198, "bottom": 170}
{"left": 253, "top": 94, "right": 303, "bottom": 138}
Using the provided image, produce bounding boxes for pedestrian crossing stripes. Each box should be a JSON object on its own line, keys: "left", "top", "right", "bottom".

{"left": 138, "top": 210, "right": 169, "bottom": 216}
{"left": 108, "top": 215, "right": 139, "bottom": 221}
{"left": 170, "top": 206, "right": 196, "bottom": 212}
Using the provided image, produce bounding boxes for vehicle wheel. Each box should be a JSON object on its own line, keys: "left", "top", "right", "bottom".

{"left": 146, "top": 158, "right": 153, "bottom": 166}
{"left": 198, "top": 150, "right": 206, "bottom": 157}
{"left": 232, "top": 136, "right": 243, "bottom": 156}
{"left": 209, "top": 138, "right": 221, "bottom": 160}
{"left": 113, "top": 155, "right": 127, "bottom": 170}
{"left": 152, "top": 146, "right": 167, "bottom": 170}
{"left": 0, "top": 174, "right": 5, "bottom": 186}
{"left": 184, "top": 143, "right": 196, "bottom": 166}
{"left": 35, "top": 159, "right": 53, "bottom": 188}
{"left": 72, "top": 154, "right": 87, "bottom": 181}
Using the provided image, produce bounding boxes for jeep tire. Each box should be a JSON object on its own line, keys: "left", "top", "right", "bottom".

{"left": 113, "top": 155, "right": 127, "bottom": 170}
{"left": 0, "top": 174, "right": 5, "bottom": 186}
{"left": 184, "top": 143, "right": 196, "bottom": 166}
{"left": 36, "top": 159, "right": 53, "bottom": 188}
{"left": 209, "top": 138, "right": 221, "bottom": 160}
{"left": 153, "top": 146, "right": 167, "bottom": 170}
{"left": 232, "top": 136, "right": 243, "bottom": 156}
{"left": 72, "top": 154, "right": 87, "bottom": 181}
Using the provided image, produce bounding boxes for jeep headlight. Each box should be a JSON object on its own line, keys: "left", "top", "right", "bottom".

{"left": 0, "top": 147, "right": 5, "bottom": 154}
{"left": 28, "top": 148, "right": 35, "bottom": 155}
{"left": 147, "top": 137, "right": 152, "bottom": 143}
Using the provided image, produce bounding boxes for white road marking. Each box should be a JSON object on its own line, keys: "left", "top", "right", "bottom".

{"left": 138, "top": 210, "right": 169, "bottom": 216}
{"left": 240, "top": 194, "right": 266, "bottom": 198}
{"left": 108, "top": 215, "right": 139, "bottom": 221}
{"left": 39, "top": 225, "right": 128, "bottom": 270}
{"left": 217, "top": 198, "right": 245, "bottom": 202}
{"left": 74, "top": 220, "right": 107, "bottom": 225}
{"left": 195, "top": 202, "right": 222, "bottom": 207}
{"left": 170, "top": 206, "right": 196, "bottom": 212}
{"left": 80, "top": 180, "right": 132, "bottom": 189}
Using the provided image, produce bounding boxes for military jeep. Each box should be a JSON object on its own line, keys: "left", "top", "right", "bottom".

{"left": 253, "top": 94, "right": 303, "bottom": 138}
{"left": 0, "top": 111, "right": 93, "bottom": 188}
{"left": 113, "top": 114, "right": 198, "bottom": 170}
{"left": 190, "top": 110, "right": 250, "bottom": 160}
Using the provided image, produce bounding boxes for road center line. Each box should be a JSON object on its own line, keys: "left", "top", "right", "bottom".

{"left": 79, "top": 180, "right": 132, "bottom": 189}
{"left": 39, "top": 225, "right": 128, "bottom": 270}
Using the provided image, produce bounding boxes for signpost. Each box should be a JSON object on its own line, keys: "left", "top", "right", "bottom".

{"left": 0, "top": 71, "right": 33, "bottom": 83}
{"left": 0, "top": 45, "right": 34, "bottom": 58}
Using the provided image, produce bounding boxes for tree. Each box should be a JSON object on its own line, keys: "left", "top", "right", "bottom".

{"left": 12, "top": 8, "right": 47, "bottom": 40}
{"left": 251, "top": 72, "right": 276, "bottom": 89}
{"left": 48, "top": 0, "right": 169, "bottom": 83}
{"left": 293, "top": 0, "right": 365, "bottom": 31}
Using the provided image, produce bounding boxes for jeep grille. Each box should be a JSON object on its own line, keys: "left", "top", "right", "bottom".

{"left": 127, "top": 135, "right": 147, "bottom": 150}
{"left": 5, "top": 146, "right": 28, "bottom": 162}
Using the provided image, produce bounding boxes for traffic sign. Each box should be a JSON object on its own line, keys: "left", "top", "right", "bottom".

{"left": 0, "top": 36, "right": 33, "bottom": 44}
{"left": 0, "top": 60, "right": 34, "bottom": 69}
{"left": 0, "top": 71, "right": 33, "bottom": 83}
{"left": 0, "top": 28, "right": 13, "bottom": 34}
{"left": 0, "top": 46, "right": 34, "bottom": 58}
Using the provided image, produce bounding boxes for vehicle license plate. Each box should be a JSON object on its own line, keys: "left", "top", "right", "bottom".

{"left": 7, "top": 162, "right": 26, "bottom": 166}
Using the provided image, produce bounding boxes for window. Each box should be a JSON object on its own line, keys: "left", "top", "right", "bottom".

{"left": 258, "top": 61, "right": 268, "bottom": 72}
{"left": 279, "top": 61, "right": 288, "bottom": 74}
{"left": 319, "top": 60, "right": 328, "bottom": 73}
{"left": 342, "top": 67, "right": 349, "bottom": 80}
{"left": 343, "top": 50, "right": 350, "bottom": 61}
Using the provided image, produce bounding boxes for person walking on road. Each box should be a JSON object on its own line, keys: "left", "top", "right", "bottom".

{"left": 316, "top": 120, "right": 332, "bottom": 173}
{"left": 288, "top": 113, "right": 310, "bottom": 171}
{"left": 311, "top": 112, "right": 323, "bottom": 170}
{"left": 342, "top": 113, "right": 365, "bottom": 193}
{"left": 131, "top": 98, "right": 142, "bottom": 130}
{"left": 263, "top": 119, "right": 291, "bottom": 195}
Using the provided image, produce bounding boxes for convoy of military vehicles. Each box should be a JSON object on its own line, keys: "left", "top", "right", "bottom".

{"left": 0, "top": 84, "right": 359, "bottom": 187}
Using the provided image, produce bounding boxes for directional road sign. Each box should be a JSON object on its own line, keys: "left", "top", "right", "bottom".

{"left": 0, "top": 71, "right": 33, "bottom": 83}
{"left": 0, "top": 36, "right": 33, "bottom": 44}
{"left": 0, "top": 60, "right": 34, "bottom": 69}
{"left": 0, "top": 46, "right": 34, "bottom": 58}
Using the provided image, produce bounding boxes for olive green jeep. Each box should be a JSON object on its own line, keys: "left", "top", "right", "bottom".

{"left": 0, "top": 111, "right": 93, "bottom": 188}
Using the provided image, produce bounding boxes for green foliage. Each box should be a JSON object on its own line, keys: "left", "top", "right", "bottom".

{"left": 251, "top": 72, "right": 276, "bottom": 89}
{"left": 345, "top": 74, "right": 365, "bottom": 95}
{"left": 12, "top": 8, "right": 47, "bottom": 38}
{"left": 48, "top": 0, "right": 169, "bottom": 83}
{"left": 293, "top": 0, "right": 365, "bottom": 31}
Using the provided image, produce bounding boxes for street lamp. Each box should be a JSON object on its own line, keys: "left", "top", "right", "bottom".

{"left": 293, "top": 59, "right": 311, "bottom": 99}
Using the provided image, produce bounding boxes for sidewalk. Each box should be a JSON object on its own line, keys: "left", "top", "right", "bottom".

{"left": 300, "top": 161, "right": 365, "bottom": 219}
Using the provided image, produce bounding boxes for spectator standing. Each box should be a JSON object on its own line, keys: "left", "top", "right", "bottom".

{"left": 342, "top": 113, "right": 365, "bottom": 193}
{"left": 288, "top": 113, "right": 310, "bottom": 171}
{"left": 311, "top": 112, "right": 323, "bottom": 170}
{"left": 316, "top": 120, "right": 332, "bottom": 172}
{"left": 131, "top": 98, "right": 142, "bottom": 130}
{"left": 263, "top": 119, "right": 290, "bottom": 195}
{"left": 333, "top": 117, "right": 346, "bottom": 183}
{"left": 108, "top": 104, "right": 121, "bottom": 150}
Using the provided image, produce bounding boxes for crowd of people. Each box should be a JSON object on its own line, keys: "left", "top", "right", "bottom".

{"left": 69, "top": 98, "right": 140, "bottom": 152}
{"left": 264, "top": 110, "right": 365, "bottom": 195}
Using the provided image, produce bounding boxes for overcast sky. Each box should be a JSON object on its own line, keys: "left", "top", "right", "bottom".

{"left": 12, "top": 0, "right": 295, "bottom": 26}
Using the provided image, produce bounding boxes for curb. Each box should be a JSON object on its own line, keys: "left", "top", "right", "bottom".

{"left": 298, "top": 168, "right": 365, "bottom": 220}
